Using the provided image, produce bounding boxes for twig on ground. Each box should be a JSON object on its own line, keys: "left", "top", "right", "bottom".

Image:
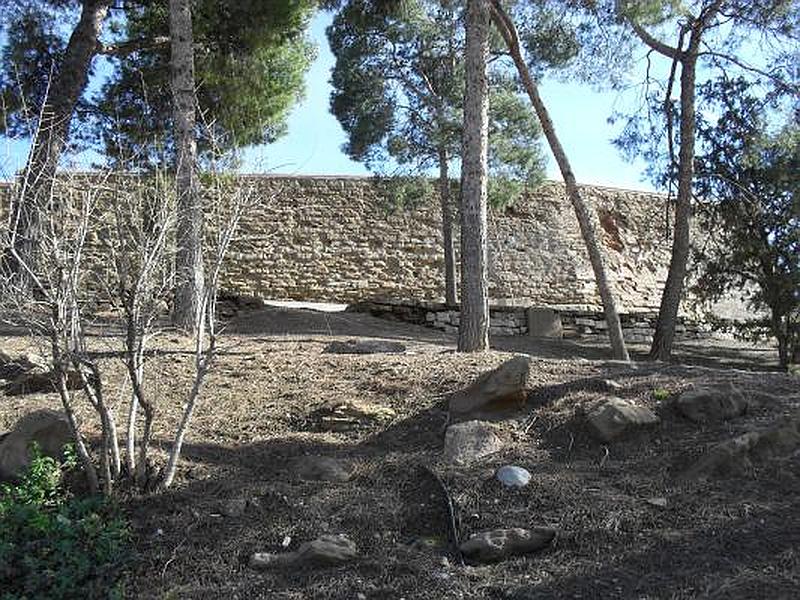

{"left": 523, "top": 414, "right": 539, "bottom": 434}
{"left": 599, "top": 445, "right": 610, "bottom": 469}
{"left": 419, "top": 464, "right": 464, "bottom": 567}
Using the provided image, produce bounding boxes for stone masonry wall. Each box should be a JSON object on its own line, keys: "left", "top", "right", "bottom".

{"left": 216, "top": 175, "right": 673, "bottom": 312}
{"left": 1, "top": 174, "right": 676, "bottom": 313}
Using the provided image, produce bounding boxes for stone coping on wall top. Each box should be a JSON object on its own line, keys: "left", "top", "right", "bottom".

{"left": 0, "top": 173, "right": 665, "bottom": 197}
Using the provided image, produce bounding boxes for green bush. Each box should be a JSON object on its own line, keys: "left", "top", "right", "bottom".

{"left": 0, "top": 446, "right": 130, "bottom": 600}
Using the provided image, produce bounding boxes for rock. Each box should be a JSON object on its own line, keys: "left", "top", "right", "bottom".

{"left": 685, "top": 419, "right": 800, "bottom": 479}
{"left": 293, "top": 455, "right": 353, "bottom": 482}
{"left": 443, "top": 420, "right": 504, "bottom": 465}
{"left": 586, "top": 397, "right": 659, "bottom": 442}
{"left": 448, "top": 356, "right": 532, "bottom": 421}
{"left": 495, "top": 465, "right": 531, "bottom": 488}
{"left": 526, "top": 307, "right": 563, "bottom": 339}
{"left": 250, "top": 534, "right": 358, "bottom": 569}
{"left": 677, "top": 384, "right": 749, "bottom": 423}
{"left": 459, "top": 527, "right": 555, "bottom": 563}
{"left": 0, "top": 410, "right": 72, "bottom": 480}
{"left": 311, "top": 400, "right": 396, "bottom": 432}
{"left": 0, "top": 351, "right": 48, "bottom": 381}
{"left": 323, "top": 339, "right": 406, "bottom": 354}
{"left": 645, "top": 497, "right": 668, "bottom": 508}
{"left": 3, "top": 368, "right": 85, "bottom": 396}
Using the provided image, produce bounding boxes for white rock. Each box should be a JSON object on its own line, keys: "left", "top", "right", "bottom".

{"left": 495, "top": 465, "right": 531, "bottom": 488}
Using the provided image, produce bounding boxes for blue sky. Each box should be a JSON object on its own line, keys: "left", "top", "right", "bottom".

{"left": 1, "top": 10, "right": 655, "bottom": 191}
{"left": 242, "top": 11, "right": 654, "bottom": 190}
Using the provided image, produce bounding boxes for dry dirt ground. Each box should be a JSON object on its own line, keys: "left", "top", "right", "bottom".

{"left": 1, "top": 305, "right": 799, "bottom": 599}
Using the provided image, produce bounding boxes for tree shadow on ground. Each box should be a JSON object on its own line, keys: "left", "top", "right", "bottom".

{"left": 510, "top": 499, "right": 800, "bottom": 600}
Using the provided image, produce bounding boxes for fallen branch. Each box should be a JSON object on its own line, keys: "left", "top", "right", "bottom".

{"left": 419, "top": 464, "right": 464, "bottom": 567}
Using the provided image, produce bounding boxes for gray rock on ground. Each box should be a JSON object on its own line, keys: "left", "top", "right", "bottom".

{"left": 587, "top": 397, "right": 660, "bottom": 442}
{"left": 0, "top": 410, "right": 72, "bottom": 480}
{"left": 323, "top": 339, "right": 406, "bottom": 354}
{"left": 448, "top": 356, "right": 532, "bottom": 421}
{"left": 0, "top": 351, "right": 48, "bottom": 381}
{"left": 292, "top": 455, "right": 354, "bottom": 482}
{"left": 250, "top": 534, "right": 358, "bottom": 569}
{"left": 677, "top": 384, "right": 749, "bottom": 423}
{"left": 685, "top": 418, "right": 800, "bottom": 479}
{"left": 443, "top": 420, "right": 505, "bottom": 465}
{"left": 459, "top": 527, "right": 555, "bottom": 563}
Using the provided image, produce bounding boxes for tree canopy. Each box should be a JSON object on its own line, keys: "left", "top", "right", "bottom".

{"left": 328, "top": 0, "right": 545, "bottom": 201}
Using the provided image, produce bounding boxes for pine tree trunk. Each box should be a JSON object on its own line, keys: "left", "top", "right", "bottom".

{"left": 438, "top": 146, "right": 457, "bottom": 305}
{"left": 169, "top": 0, "right": 204, "bottom": 332}
{"left": 489, "top": 1, "right": 629, "bottom": 361}
{"left": 649, "top": 47, "right": 700, "bottom": 361}
{"left": 3, "top": 0, "right": 110, "bottom": 283}
{"left": 458, "top": 0, "right": 491, "bottom": 353}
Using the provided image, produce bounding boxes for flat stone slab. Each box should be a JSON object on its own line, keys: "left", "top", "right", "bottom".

{"left": 310, "top": 400, "right": 396, "bottom": 432}
{"left": 587, "top": 397, "right": 660, "bottom": 442}
{"left": 323, "top": 339, "right": 406, "bottom": 354}
{"left": 449, "top": 356, "right": 532, "bottom": 420}
{"left": 250, "top": 534, "right": 358, "bottom": 569}
{"left": 677, "top": 385, "right": 749, "bottom": 423}
{"left": 443, "top": 420, "right": 505, "bottom": 465}
{"left": 460, "top": 527, "right": 555, "bottom": 563}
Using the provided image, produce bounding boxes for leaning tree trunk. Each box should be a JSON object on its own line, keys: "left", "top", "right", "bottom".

{"left": 457, "top": 0, "right": 491, "bottom": 353}
{"left": 649, "top": 45, "right": 700, "bottom": 361}
{"left": 438, "top": 146, "right": 457, "bottom": 305}
{"left": 489, "top": 0, "right": 629, "bottom": 361}
{"left": 3, "top": 0, "right": 111, "bottom": 284}
{"left": 169, "top": 0, "right": 204, "bottom": 332}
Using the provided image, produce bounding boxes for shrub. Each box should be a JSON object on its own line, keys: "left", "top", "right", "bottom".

{"left": 0, "top": 446, "right": 130, "bottom": 599}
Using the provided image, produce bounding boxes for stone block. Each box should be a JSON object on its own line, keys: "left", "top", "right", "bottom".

{"left": 526, "top": 307, "right": 563, "bottom": 338}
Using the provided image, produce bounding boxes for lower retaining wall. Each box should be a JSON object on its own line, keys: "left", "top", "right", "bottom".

{"left": 350, "top": 300, "right": 714, "bottom": 344}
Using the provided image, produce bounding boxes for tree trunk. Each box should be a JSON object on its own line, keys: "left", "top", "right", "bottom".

{"left": 3, "top": 0, "right": 110, "bottom": 282}
{"left": 649, "top": 40, "right": 702, "bottom": 361}
{"left": 489, "top": 1, "right": 629, "bottom": 361}
{"left": 438, "top": 146, "right": 457, "bottom": 305}
{"left": 169, "top": 0, "right": 204, "bottom": 332}
{"left": 457, "top": 0, "right": 491, "bottom": 353}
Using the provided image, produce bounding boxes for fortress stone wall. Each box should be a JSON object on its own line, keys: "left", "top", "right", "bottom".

{"left": 1, "top": 174, "right": 679, "bottom": 313}
{"left": 217, "top": 175, "right": 673, "bottom": 312}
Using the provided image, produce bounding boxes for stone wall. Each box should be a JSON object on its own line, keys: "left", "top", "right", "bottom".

{"left": 351, "top": 299, "right": 713, "bottom": 343}
{"left": 1, "top": 174, "right": 678, "bottom": 313}
{"left": 214, "top": 175, "right": 674, "bottom": 312}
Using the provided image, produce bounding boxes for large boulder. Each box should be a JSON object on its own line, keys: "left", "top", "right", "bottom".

{"left": 586, "top": 397, "right": 660, "bottom": 442}
{"left": 677, "top": 385, "right": 749, "bottom": 423}
{"left": 448, "top": 356, "right": 532, "bottom": 421}
{"left": 250, "top": 534, "right": 358, "bottom": 569}
{"left": 0, "top": 410, "right": 72, "bottom": 480}
{"left": 0, "top": 351, "right": 48, "bottom": 381}
{"left": 443, "top": 420, "right": 505, "bottom": 465}
{"left": 323, "top": 339, "right": 406, "bottom": 354}
{"left": 459, "top": 527, "right": 555, "bottom": 564}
